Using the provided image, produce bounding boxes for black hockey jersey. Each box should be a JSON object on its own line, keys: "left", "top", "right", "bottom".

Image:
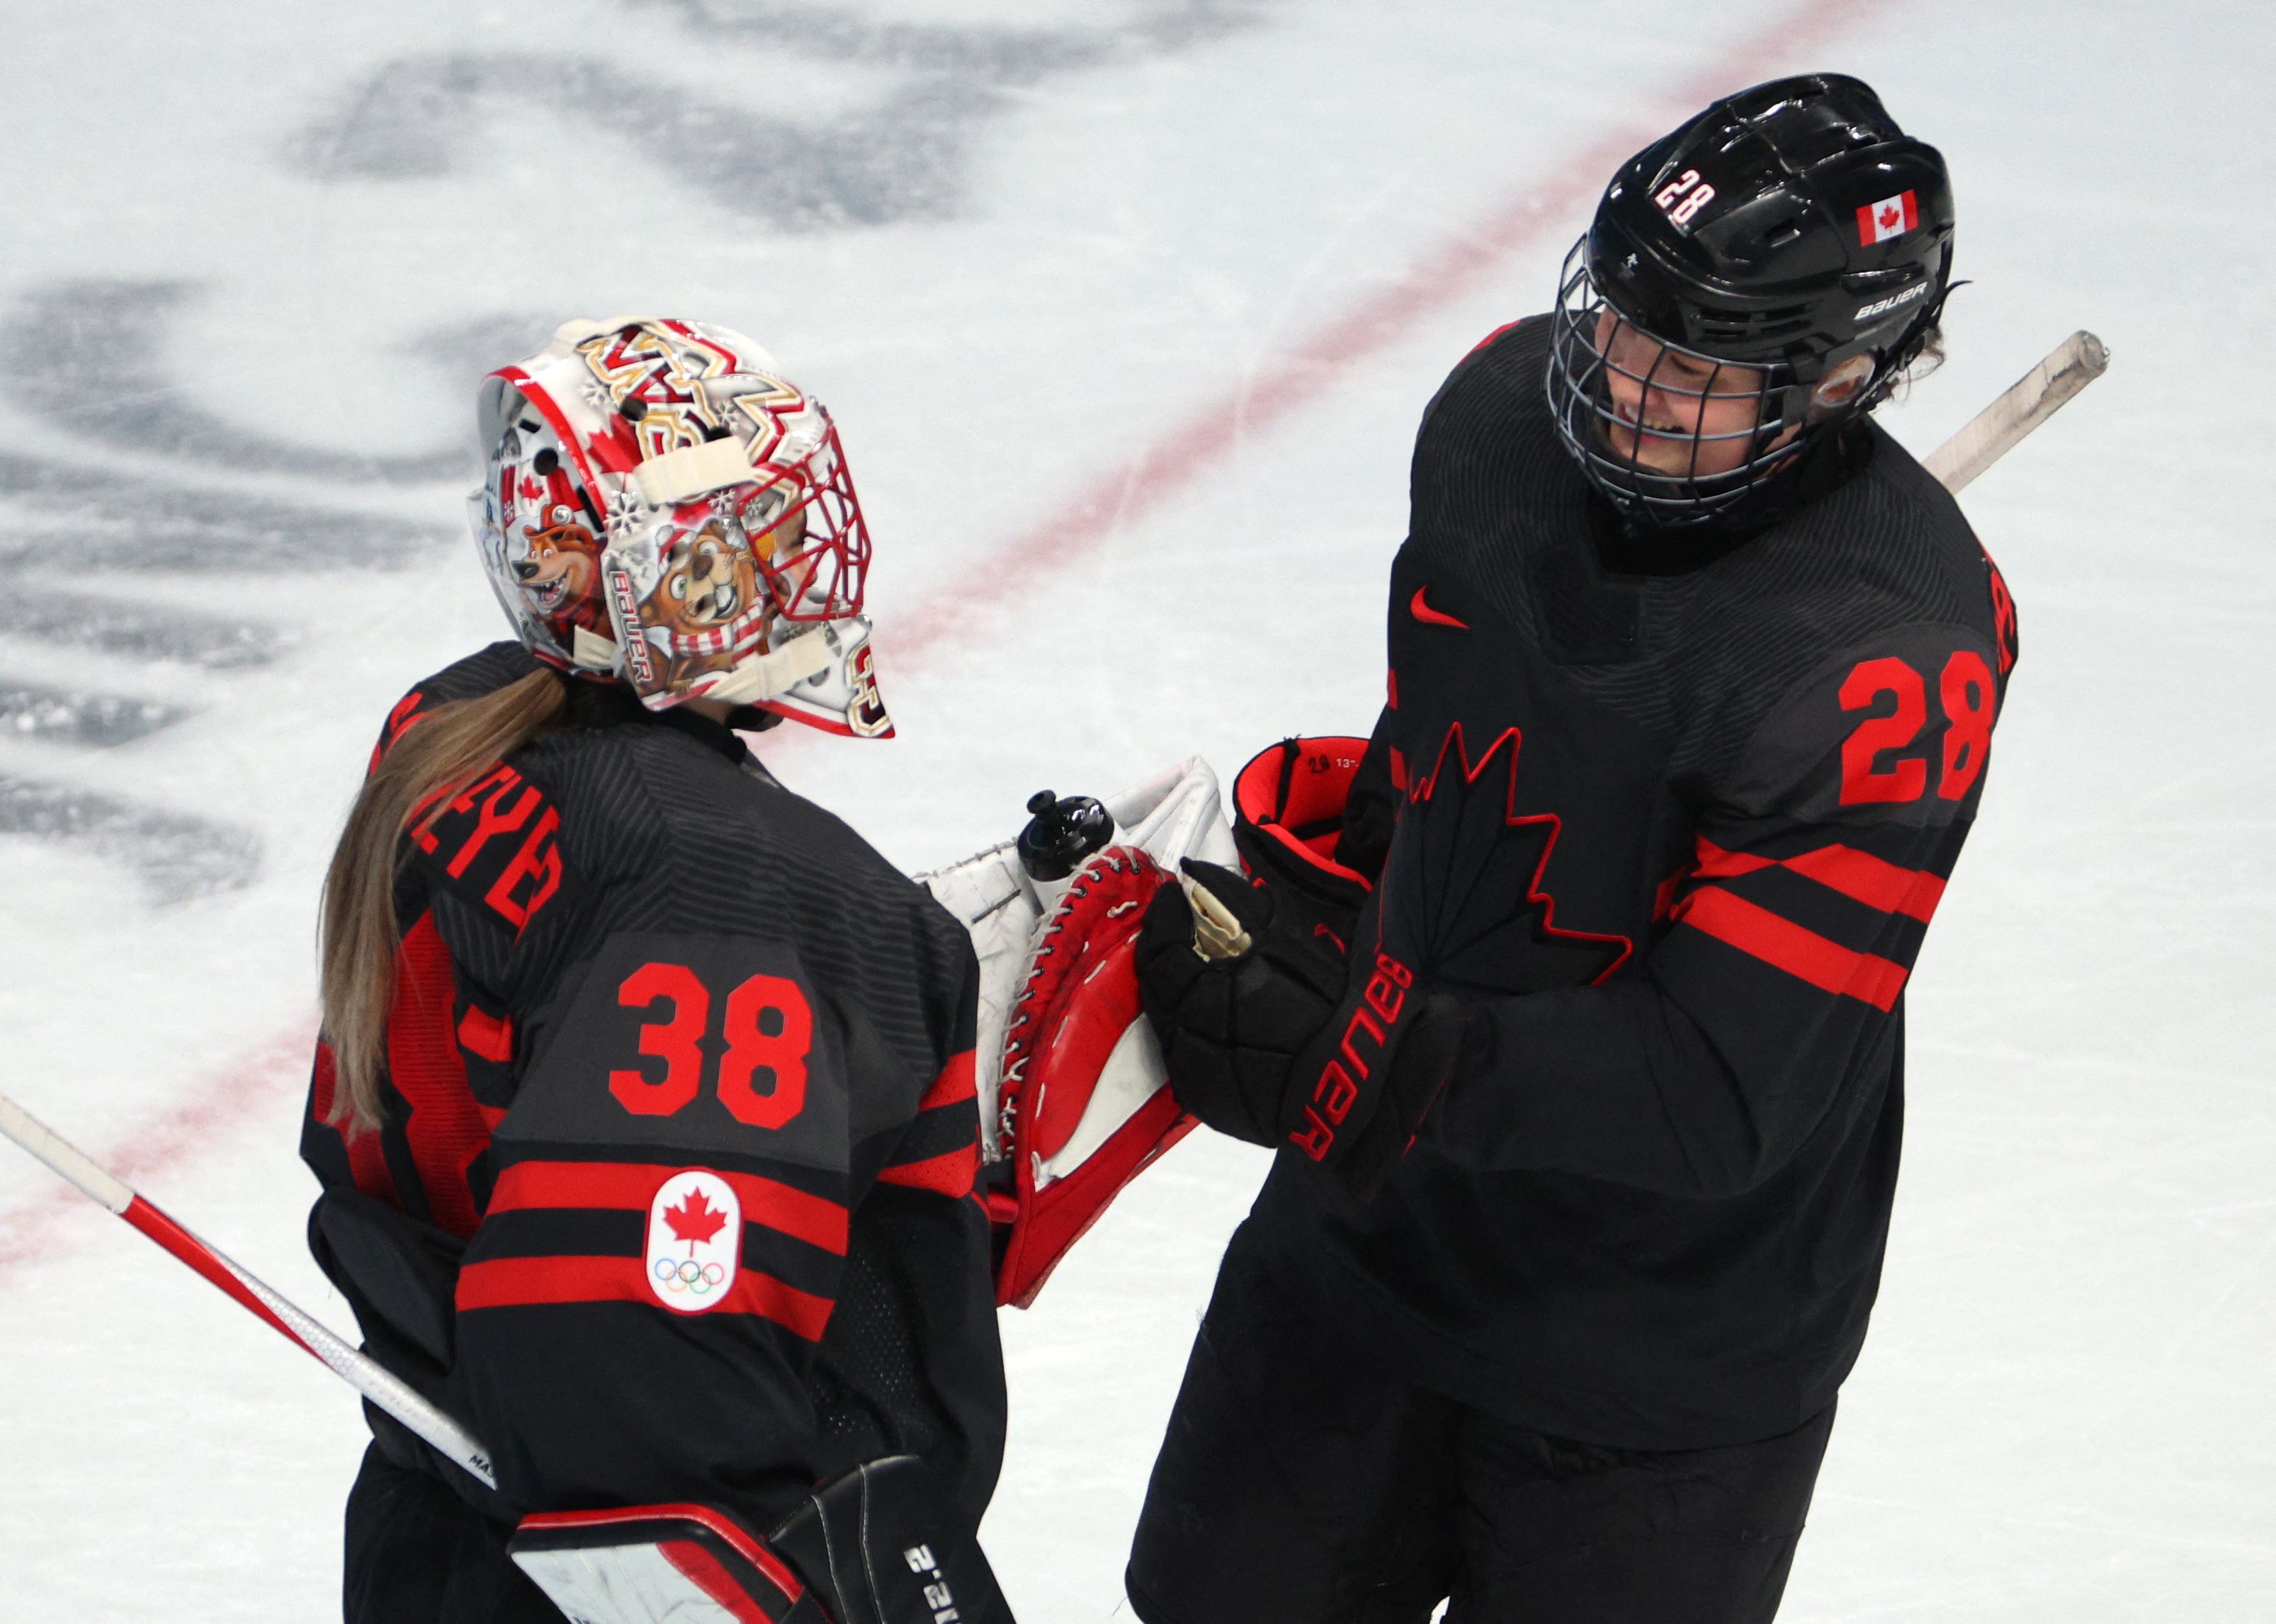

{"left": 1248, "top": 317, "right": 2019, "bottom": 1449}
{"left": 301, "top": 642, "right": 1004, "bottom": 1535}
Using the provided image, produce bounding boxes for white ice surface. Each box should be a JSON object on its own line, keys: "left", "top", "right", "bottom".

{"left": 0, "top": 0, "right": 2270, "bottom": 1618}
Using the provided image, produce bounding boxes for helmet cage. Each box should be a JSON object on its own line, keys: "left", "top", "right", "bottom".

{"left": 1549, "top": 235, "right": 1823, "bottom": 530}
{"left": 744, "top": 416, "right": 869, "bottom": 627}
{"left": 597, "top": 411, "right": 876, "bottom": 712}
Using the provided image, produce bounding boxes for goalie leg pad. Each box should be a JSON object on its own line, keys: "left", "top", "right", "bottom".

{"left": 509, "top": 1459, "right": 1009, "bottom": 1624}
{"left": 509, "top": 1504, "right": 826, "bottom": 1624}
{"left": 769, "top": 1454, "right": 1012, "bottom": 1624}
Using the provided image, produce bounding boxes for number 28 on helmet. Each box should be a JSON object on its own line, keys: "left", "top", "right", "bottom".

{"left": 468, "top": 317, "right": 893, "bottom": 737}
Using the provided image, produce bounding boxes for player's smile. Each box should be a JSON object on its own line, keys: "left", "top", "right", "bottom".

{"left": 1592, "top": 308, "right": 1767, "bottom": 479}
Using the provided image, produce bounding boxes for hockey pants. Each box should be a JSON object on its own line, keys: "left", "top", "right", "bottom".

{"left": 1126, "top": 1234, "right": 1835, "bottom": 1624}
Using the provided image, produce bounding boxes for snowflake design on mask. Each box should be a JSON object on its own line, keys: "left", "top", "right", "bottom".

{"left": 601, "top": 484, "right": 647, "bottom": 542}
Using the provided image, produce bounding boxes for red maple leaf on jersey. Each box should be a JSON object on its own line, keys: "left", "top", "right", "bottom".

{"left": 663, "top": 1190, "right": 730, "bottom": 1250}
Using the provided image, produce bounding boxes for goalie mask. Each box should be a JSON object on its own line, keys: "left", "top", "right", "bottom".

{"left": 470, "top": 317, "right": 893, "bottom": 737}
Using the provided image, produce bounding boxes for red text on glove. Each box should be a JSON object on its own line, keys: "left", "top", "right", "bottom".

{"left": 1290, "top": 951, "right": 1414, "bottom": 1162}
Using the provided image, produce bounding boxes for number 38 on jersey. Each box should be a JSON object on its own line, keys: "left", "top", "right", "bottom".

{"left": 609, "top": 960, "right": 814, "bottom": 1130}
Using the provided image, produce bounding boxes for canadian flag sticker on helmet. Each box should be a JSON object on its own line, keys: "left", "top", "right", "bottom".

{"left": 1857, "top": 190, "right": 1919, "bottom": 245}
{"left": 646, "top": 1170, "right": 742, "bottom": 1314}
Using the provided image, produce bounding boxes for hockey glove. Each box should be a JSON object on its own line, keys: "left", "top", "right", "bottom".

{"left": 1281, "top": 888, "right": 1471, "bottom": 1200}
{"left": 769, "top": 1455, "right": 1009, "bottom": 1624}
{"left": 1228, "top": 736, "right": 1377, "bottom": 951}
{"left": 1135, "top": 859, "right": 1346, "bottom": 1146}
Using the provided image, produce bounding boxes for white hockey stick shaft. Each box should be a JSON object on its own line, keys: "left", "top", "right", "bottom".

{"left": 0, "top": 1089, "right": 497, "bottom": 1489}
{"left": 1923, "top": 329, "right": 2110, "bottom": 494}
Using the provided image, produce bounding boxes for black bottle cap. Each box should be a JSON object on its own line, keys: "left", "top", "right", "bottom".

{"left": 1016, "top": 789, "right": 1114, "bottom": 882}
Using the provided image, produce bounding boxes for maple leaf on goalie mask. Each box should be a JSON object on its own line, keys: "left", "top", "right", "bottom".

{"left": 664, "top": 1189, "right": 730, "bottom": 1249}
{"left": 1384, "top": 723, "right": 1630, "bottom": 994}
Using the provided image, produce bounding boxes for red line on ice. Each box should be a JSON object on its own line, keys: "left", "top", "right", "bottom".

{"left": 0, "top": 1024, "right": 314, "bottom": 1279}
{"left": 885, "top": 0, "right": 1876, "bottom": 663}
{"left": 0, "top": 0, "right": 1883, "bottom": 1286}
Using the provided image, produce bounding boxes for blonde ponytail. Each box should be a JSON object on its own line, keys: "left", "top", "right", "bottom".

{"left": 319, "top": 668, "right": 567, "bottom": 1133}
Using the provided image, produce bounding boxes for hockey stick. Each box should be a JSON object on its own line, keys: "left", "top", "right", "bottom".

{"left": 0, "top": 1089, "right": 497, "bottom": 1489}
{"left": 1923, "top": 329, "right": 2110, "bottom": 494}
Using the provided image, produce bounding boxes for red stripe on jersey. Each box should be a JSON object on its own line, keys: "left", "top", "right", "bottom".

{"left": 1690, "top": 841, "right": 1773, "bottom": 880}
{"left": 1781, "top": 844, "right": 1944, "bottom": 922}
{"left": 388, "top": 914, "right": 503, "bottom": 1239}
{"left": 455, "top": 1255, "right": 834, "bottom": 1341}
{"left": 1675, "top": 886, "right": 1910, "bottom": 1012}
{"left": 878, "top": 1142, "right": 980, "bottom": 1200}
{"left": 489, "top": 1162, "right": 848, "bottom": 1256}
{"left": 1468, "top": 317, "right": 1527, "bottom": 356}
{"left": 310, "top": 1040, "right": 400, "bottom": 1204}
{"left": 916, "top": 1050, "right": 978, "bottom": 1113}
{"left": 1694, "top": 839, "right": 1945, "bottom": 924}
{"left": 370, "top": 689, "right": 425, "bottom": 774}
{"left": 455, "top": 1004, "right": 514, "bottom": 1064}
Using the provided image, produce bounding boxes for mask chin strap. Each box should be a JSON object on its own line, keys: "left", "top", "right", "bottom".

{"left": 700, "top": 623, "right": 844, "bottom": 705}
{"left": 571, "top": 625, "right": 621, "bottom": 671}
{"left": 632, "top": 437, "right": 757, "bottom": 505}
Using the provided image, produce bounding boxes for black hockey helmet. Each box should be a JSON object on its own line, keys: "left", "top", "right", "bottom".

{"left": 1548, "top": 73, "right": 1954, "bottom": 530}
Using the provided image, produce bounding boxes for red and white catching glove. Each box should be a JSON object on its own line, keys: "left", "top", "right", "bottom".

{"left": 919, "top": 757, "right": 1236, "bottom": 1306}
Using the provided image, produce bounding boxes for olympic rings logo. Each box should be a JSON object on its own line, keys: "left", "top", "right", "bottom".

{"left": 653, "top": 1256, "right": 728, "bottom": 1295}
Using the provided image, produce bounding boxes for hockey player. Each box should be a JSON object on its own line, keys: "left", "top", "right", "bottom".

{"left": 1131, "top": 76, "right": 2015, "bottom": 1621}
{"left": 302, "top": 319, "right": 1009, "bottom": 1623}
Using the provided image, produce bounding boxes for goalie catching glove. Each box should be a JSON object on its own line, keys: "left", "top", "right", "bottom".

{"left": 920, "top": 758, "right": 1235, "bottom": 1305}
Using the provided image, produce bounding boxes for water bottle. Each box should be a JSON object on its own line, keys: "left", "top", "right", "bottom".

{"left": 1015, "top": 789, "right": 1114, "bottom": 913}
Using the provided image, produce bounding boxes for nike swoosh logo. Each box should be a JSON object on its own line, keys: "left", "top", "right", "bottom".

{"left": 1410, "top": 586, "right": 1469, "bottom": 630}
